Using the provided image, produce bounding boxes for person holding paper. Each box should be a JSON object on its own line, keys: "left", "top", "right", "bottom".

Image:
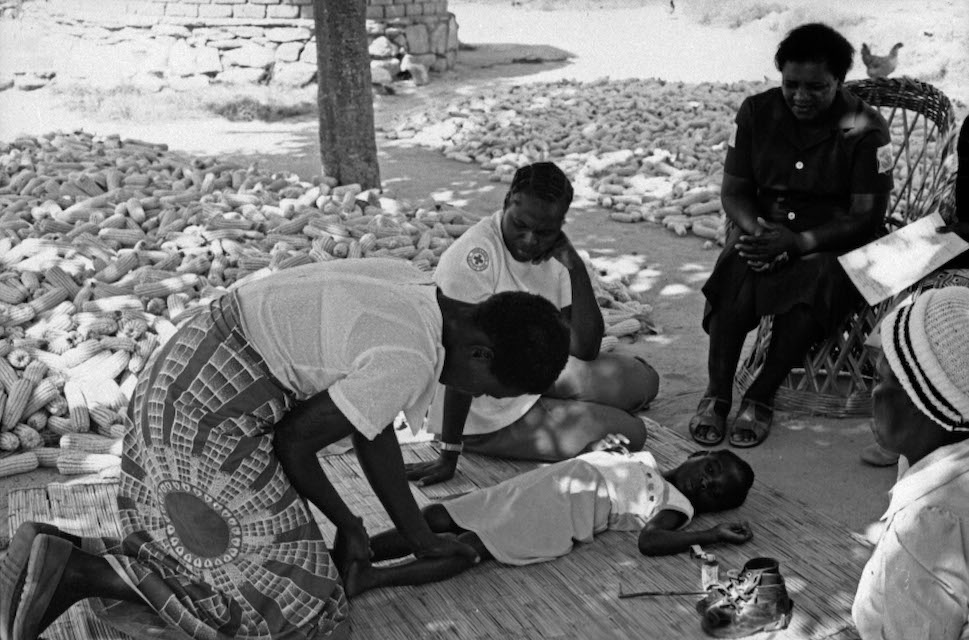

{"left": 937, "top": 113, "right": 969, "bottom": 265}
{"left": 690, "top": 22, "right": 893, "bottom": 448}
{"left": 852, "top": 286, "right": 969, "bottom": 639}
{"left": 861, "top": 114, "right": 968, "bottom": 466}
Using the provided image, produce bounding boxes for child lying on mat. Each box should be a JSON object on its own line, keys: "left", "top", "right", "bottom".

{"left": 342, "top": 436, "right": 755, "bottom": 596}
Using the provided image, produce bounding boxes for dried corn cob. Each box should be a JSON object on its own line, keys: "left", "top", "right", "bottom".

{"left": 0, "top": 451, "right": 37, "bottom": 477}
{"left": 63, "top": 379, "right": 90, "bottom": 432}
{"left": 6, "top": 347, "right": 32, "bottom": 369}
{"left": 3, "top": 304, "right": 36, "bottom": 327}
{"left": 33, "top": 446, "right": 61, "bottom": 467}
{"left": 47, "top": 414, "right": 80, "bottom": 435}
{"left": 95, "top": 421, "right": 127, "bottom": 439}
{"left": 59, "top": 432, "right": 122, "bottom": 456}
{"left": 56, "top": 451, "right": 120, "bottom": 475}
{"left": 81, "top": 295, "right": 143, "bottom": 313}
{"left": 78, "top": 378, "right": 127, "bottom": 411}
{"left": 27, "top": 287, "right": 69, "bottom": 315}
{"left": 13, "top": 424, "right": 42, "bottom": 449}
{"left": 0, "top": 357, "right": 17, "bottom": 391}
{"left": 133, "top": 273, "right": 199, "bottom": 298}
{"left": 59, "top": 339, "right": 104, "bottom": 369}
{"left": 89, "top": 406, "right": 121, "bottom": 429}
{"left": 0, "top": 431, "right": 19, "bottom": 451}
{"left": 94, "top": 251, "right": 139, "bottom": 283}
{"left": 3, "top": 378, "right": 35, "bottom": 430}
{"left": 25, "top": 410, "right": 47, "bottom": 430}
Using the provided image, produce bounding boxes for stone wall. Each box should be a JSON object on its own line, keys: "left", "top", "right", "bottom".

{"left": 5, "top": 0, "right": 457, "bottom": 90}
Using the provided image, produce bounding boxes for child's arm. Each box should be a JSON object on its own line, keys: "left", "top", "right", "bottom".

{"left": 638, "top": 510, "right": 752, "bottom": 556}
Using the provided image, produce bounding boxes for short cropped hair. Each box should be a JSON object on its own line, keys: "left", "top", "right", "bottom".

{"left": 688, "top": 450, "right": 756, "bottom": 511}
{"left": 473, "top": 290, "right": 570, "bottom": 394}
{"left": 503, "top": 162, "right": 574, "bottom": 215}
{"left": 775, "top": 23, "right": 854, "bottom": 82}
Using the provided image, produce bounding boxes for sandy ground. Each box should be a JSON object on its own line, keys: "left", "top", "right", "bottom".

{"left": 1, "top": 0, "right": 966, "bottom": 546}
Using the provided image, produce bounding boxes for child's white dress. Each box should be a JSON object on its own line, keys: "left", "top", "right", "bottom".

{"left": 442, "top": 451, "right": 694, "bottom": 565}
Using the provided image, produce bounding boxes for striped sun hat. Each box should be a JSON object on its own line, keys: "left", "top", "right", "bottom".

{"left": 881, "top": 286, "right": 969, "bottom": 431}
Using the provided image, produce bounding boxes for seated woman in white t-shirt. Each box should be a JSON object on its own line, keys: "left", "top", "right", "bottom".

{"left": 345, "top": 443, "right": 754, "bottom": 596}
{"left": 408, "top": 162, "right": 661, "bottom": 486}
{"left": 0, "top": 259, "right": 571, "bottom": 639}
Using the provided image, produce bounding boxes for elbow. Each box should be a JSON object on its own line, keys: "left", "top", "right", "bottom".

{"left": 573, "top": 343, "right": 601, "bottom": 362}
{"left": 637, "top": 532, "right": 665, "bottom": 557}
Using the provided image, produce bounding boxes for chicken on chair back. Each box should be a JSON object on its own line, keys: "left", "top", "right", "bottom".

{"left": 861, "top": 42, "right": 903, "bottom": 78}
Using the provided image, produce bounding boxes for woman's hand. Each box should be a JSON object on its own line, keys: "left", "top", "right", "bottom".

{"left": 737, "top": 217, "right": 803, "bottom": 266}
{"left": 714, "top": 521, "right": 753, "bottom": 545}
{"left": 541, "top": 232, "right": 581, "bottom": 269}
{"left": 937, "top": 220, "right": 969, "bottom": 243}
{"left": 405, "top": 454, "right": 458, "bottom": 487}
{"left": 413, "top": 532, "right": 480, "bottom": 564}
{"left": 333, "top": 516, "right": 372, "bottom": 578}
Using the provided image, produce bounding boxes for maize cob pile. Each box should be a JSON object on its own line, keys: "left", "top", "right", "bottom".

{"left": 384, "top": 77, "right": 761, "bottom": 247}
{"left": 0, "top": 130, "right": 655, "bottom": 475}
{"left": 385, "top": 77, "right": 948, "bottom": 249}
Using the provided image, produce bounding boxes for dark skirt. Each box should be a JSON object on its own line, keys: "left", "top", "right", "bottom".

{"left": 86, "top": 293, "right": 348, "bottom": 639}
{"left": 702, "top": 233, "right": 861, "bottom": 335}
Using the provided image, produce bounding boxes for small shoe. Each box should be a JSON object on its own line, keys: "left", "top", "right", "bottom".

{"left": 860, "top": 442, "right": 900, "bottom": 467}
{"left": 698, "top": 557, "right": 794, "bottom": 638}
{"left": 729, "top": 399, "right": 773, "bottom": 449}
{"left": 696, "top": 557, "right": 782, "bottom": 615}
{"left": 689, "top": 397, "right": 729, "bottom": 446}
{"left": 12, "top": 534, "right": 74, "bottom": 640}
{"left": 0, "top": 522, "right": 76, "bottom": 640}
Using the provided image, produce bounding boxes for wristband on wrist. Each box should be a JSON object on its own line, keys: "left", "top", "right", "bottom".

{"left": 439, "top": 441, "right": 463, "bottom": 454}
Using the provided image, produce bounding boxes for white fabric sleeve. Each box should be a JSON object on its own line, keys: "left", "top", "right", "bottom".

{"left": 434, "top": 241, "right": 498, "bottom": 304}
{"left": 557, "top": 263, "right": 573, "bottom": 308}
{"left": 328, "top": 347, "right": 436, "bottom": 441}
{"left": 876, "top": 507, "right": 969, "bottom": 640}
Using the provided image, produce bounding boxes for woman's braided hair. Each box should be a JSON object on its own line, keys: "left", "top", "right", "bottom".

{"left": 503, "top": 162, "right": 575, "bottom": 213}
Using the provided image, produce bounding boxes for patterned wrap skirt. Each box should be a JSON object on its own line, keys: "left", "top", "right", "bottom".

{"left": 87, "top": 293, "right": 348, "bottom": 639}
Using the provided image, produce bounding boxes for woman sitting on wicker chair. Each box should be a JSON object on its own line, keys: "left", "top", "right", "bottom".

{"left": 690, "top": 22, "right": 893, "bottom": 448}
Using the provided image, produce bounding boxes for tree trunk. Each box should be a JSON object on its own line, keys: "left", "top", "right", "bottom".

{"left": 314, "top": 0, "right": 380, "bottom": 189}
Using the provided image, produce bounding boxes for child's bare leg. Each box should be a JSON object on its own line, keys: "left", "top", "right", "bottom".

{"left": 347, "top": 531, "right": 489, "bottom": 598}
{"left": 346, "top": 553, "right": 475, "bottom": 597}
{"left": 370, "top": 504, "right": 465, "bottom": 562}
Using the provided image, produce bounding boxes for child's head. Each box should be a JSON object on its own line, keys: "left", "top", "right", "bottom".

{"left": 668, "top": 450, "right": 754, "bottom": 514}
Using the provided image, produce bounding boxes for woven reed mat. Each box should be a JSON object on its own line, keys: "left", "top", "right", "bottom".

{"left": 5, "top": 423, "right": 870, "bottom": 640}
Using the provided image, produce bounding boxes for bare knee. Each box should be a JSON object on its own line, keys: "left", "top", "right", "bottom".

{"left": 612, "top": 412, "right": 647, "bottom": 451}
{"left": 634, "top": 358, "right": 660, "bottom": 409}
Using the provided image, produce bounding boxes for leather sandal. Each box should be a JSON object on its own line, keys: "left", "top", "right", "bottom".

{"left": 689, "top": 397, "right": 729, "bottom": 446}
{"left": 729, "top": 399, "right": 774, "bottom": 448}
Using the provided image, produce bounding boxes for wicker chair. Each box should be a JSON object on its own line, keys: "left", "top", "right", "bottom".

{"left": 734, "top": 77, "right": 958, "bottom": 417}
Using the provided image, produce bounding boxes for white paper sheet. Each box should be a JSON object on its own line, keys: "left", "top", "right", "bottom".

{"left": 838, "top": 212, "right": 969, "bottom": 306}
